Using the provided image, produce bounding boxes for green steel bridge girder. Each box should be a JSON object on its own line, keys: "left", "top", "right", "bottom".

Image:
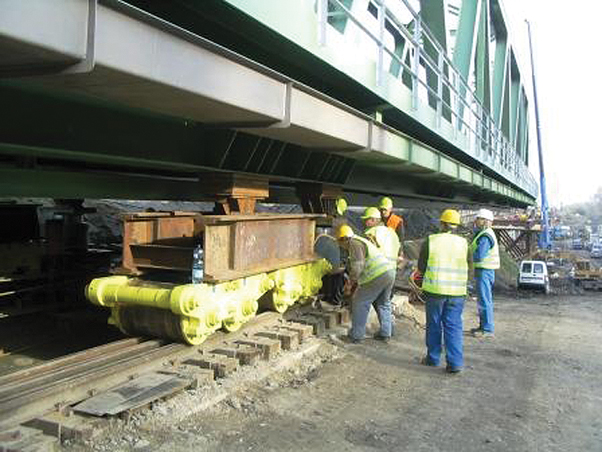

{"left": 0, "top": 0, "right": 535, "bottom": 206}
{"left": 216, "top": 0, "right": 535, "bottom": 191}
{"left": 0, "top": 83, "right": 531, "bottom": 206}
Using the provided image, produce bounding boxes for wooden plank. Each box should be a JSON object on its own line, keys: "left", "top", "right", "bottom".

{"left": 280, "top": 322, "right": 314, "bottom": 343}
{"left": 183, "top": 354, "right": 239, "bottom": 379}
{"left": 198, "top": 173, "right": 269, "bottom": 198}
{"left": 234, "top": 337, "right": 281, "bottom": 360}
{"left": 159, "top": 366, "right": 214, "bottom": 389}
{"left": 72, "top": 373, "right": 192, "bottom": 417}
{"left": 308, "top": 311, "right": 339, "bottom": 329}
{"left": 0, "top": 426, "right": 58, "bottom": 452}
{"left": 23, "top": 412, "right": 101, "bottom": 442}
{"left": 287, "top": 315, "right": 326, "bottom": 335}
{"left": 211, "top": 345, "right": 262, "bottom": 366}
{"left": 256, "top": 330, "right": 299, "bottom": 351}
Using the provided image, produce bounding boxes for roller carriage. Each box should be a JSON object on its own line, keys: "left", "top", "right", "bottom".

{"left": 86, "top": 180, "right": 343, "bottom": 344}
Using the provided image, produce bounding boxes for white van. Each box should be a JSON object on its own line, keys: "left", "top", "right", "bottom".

{"left": 518, "top": 260, "right": 550, "bottom": 294}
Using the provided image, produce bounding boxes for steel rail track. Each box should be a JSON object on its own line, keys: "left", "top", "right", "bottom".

{"left": 0, "top": 311, "right": 286, "bottom": 431}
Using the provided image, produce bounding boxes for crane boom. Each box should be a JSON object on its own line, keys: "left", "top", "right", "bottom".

{"left": 526, "top": 20, "right": 551, "bottom": 250}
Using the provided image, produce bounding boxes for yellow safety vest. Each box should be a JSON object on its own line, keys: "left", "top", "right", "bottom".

{"left": 423, "top": 233, "right": 469, "bottom": 296}
{"left": 365, "top": 225, "right": 400, "bottom": 265}
{"left": 351, "top": 236, "right": 394, "bottom": 285}
{"left": 470, "top": 228, "right": 500, "bottom": 270}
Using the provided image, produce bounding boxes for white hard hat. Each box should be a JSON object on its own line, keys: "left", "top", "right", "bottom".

{"left": 476, "top": 208, "right": 494, "bottom": 221}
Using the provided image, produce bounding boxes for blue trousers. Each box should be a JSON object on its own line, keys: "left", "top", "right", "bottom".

{"left": 475, "top": 269, "right": 495, "bottom": 332}
{"left": 350, "top": 270, "right": 395, "bottom": 340}
{"left": 425, "top": 294, "right": 465, "bottom": 369}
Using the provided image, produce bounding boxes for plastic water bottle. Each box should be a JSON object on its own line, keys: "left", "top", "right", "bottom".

{"left": 191, "top": 245, "right": 204, "bottom": 283}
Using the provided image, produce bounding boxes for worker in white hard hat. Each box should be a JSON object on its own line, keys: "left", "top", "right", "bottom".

{"left": 470, "top": 208, "right": 500, "bottom": 338}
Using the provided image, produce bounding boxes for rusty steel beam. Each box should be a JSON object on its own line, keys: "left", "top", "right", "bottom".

{"left": 118, "top": 211, "right": 323, "bottom": 282}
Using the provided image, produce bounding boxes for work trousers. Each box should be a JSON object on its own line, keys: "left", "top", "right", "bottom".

{"left": 475, "top": 268, "right": 495, "bottom": 332}
{"left": 424, "top": 293, "right": 465, "bottom": 370}
{"left": 349, "top": 270, "right": 395, "bottom": 341}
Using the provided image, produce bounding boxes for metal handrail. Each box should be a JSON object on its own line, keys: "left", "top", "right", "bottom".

{"left": 323, "top": 0, "right": 536, "bottom": 195}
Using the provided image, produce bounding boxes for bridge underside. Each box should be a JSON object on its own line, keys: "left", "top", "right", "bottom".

{"left": 0, "top": 0, "right": 534, "bottom": 207}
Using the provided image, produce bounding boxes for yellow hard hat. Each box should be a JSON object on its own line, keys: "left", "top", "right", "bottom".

{"left": 440, "top": 209, "right": 461, "bottom": 225}
{"left": 337, "top": 224, "right": 354, "bottom": 239}
{"left": 335, "top": 198, "right": 348, "bottom": 216}
{"left": 378, "top": 196, "right": 393, "bottom": 210}
{"left": 361, "top": 207, "right": 381, "bottom": 220}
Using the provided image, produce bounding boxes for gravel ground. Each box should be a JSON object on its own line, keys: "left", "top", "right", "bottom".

{"left": 68, "top": 291, "right": 602, "bottom": 452}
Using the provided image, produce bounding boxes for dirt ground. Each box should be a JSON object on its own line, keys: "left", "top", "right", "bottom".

{"left": 70, "top": 290, "right": 602, "bottom": 452}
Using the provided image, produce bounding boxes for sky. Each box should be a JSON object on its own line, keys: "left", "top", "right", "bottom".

{"left": 502, "top": 0, "right": 602, "bottom": 206}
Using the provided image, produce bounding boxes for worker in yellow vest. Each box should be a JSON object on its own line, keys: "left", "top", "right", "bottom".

{"left": 417, "top": 209, "right": 469, "bottom": 373}
{"left": 470, "top": 208, "right": 500, "bottom": 338}
{"left": 337, "top": 225, "right": 396, "bottom": 343}
{"left": 362, "top": 206, "right": 402, "bottom": 335}
{"left": 362, "top": 207, "right": 401, "bottom": 265}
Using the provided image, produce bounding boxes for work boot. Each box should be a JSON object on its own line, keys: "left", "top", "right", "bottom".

{"left": 420, "top": 356, "right": 439, "bottom": 367}
{"left": 472, "top": 330, "right": 494, "bottom": 339}
{"left": 373, "top": 333, "right": 390, "bottom": 344}
{"left": 445, "top": 365, "right": 462, "bottom": 374}
{"left": 340, "top": 334, "right": 362, "bottom": 344}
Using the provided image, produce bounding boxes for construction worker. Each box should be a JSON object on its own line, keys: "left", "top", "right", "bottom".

{"left": 378, "top": 196, "right": 405, "bottom": 244}
{"left": 337, "top": 224, "right": 396, "bottom": 343}
{"left": 470, "top": 208, "right": 500, "bottom": 338}
{"left": 417, "top": 209, "right": 469, "bottom": 373}
{"left": 320, "top": 197, "right": 351, "bottom": 305}
{"left": 362, "top": 206, "right": 401, "bottom": 333}
{"left": 362, "top": 207, "right": 401, "bottom": 265}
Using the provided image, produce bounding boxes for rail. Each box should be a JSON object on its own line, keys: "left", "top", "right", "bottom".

{"left": 317, "top": 0, "right": 537, "bottom": 196}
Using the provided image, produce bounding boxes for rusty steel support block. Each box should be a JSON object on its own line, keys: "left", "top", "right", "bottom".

{"left": 295, "top": 182, "right": 344, "bottom": 215}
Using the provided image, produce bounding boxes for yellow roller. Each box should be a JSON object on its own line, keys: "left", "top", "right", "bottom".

{"left": 267, "top": 259, "right": 332, "bottom": 312}
{"left": 86, "top": 259, "right": 332, "bottom": 345}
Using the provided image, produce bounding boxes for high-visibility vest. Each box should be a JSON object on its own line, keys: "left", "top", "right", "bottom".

{"left": 386, "top": 214, "right": 403, "bottom": 232}
{"left": 423, "top": 233, "right": 469, "bottom": 296}
{"left": 351, "top": 236, "right": 394, "bottom": 285}
{"left": 365, "top": 225, "right": 400, "bottom": 265}
{"left": 470, "top": 227, "right": 500, "bottom": 270}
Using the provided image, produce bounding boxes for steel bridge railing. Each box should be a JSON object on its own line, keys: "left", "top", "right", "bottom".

{"left": 316, "top": 0, "right": 537, "bottom": 196}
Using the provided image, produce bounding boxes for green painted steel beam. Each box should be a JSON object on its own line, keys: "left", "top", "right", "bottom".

{"left": 501, "top": 58, "right": 511, "bottom": 139}
{"left": 452, "top": 0, "right": 482, "bottom": 80}
{"left": 420, "top": 0, "right": 448, "bottom": 49}
{"left": 492, "top": 40, "right": 508, "bottom": 127}
{"left": 491, "top": 3, "right": 508, "bottom": 127}
{"left": 509, "top": 62, "right": 521, "bottom": 146}
{"left": 0, "top": 1, "right": 536, "bottom": 205}
{"left": 420, "top": 0, "right": 447, "bottom": 111}
{"left": 0, "top": 167, "right": 203, "bottom": 200}
{"left": 209, "top": 0, "right": 535, "bottom": 198}
{"left": 474, "top": 0, "right": 491, "bottom": 112}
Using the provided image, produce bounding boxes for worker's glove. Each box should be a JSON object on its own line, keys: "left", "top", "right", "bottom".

{"left": 411, "top": 269, "right": 423, "bottom": 288}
